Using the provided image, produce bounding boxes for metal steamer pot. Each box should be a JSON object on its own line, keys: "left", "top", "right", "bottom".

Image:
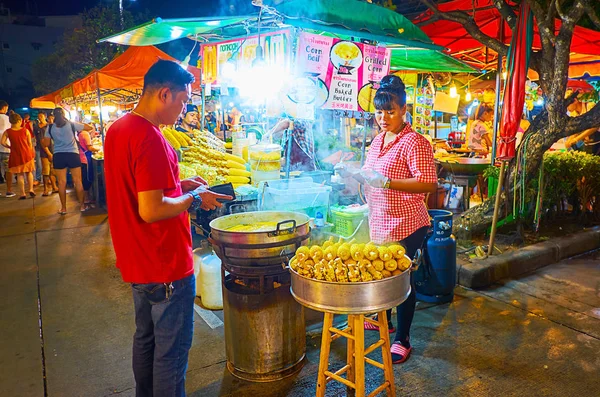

{"left": 289, "top": 255, "right": 413, "bottom": 314}
{"left": 209, "top": 211, "right": 311, "bottom": 266}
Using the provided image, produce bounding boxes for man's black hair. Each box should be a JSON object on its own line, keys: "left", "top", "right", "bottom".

{"left": 0, "top": 100, "right": 8, "bottom": 109}
{"left": 143, "top": 59, "right": 195, "bottom": 94}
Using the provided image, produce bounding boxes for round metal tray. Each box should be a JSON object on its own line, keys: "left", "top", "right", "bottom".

{"left": 289, "top": 257, "right": 412, "bottom": 314}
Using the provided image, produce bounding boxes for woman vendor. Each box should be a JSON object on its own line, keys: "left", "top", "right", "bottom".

{"left": 467, "top": 104, "right": 494, "bottom": 155}
{"left": 336, "top": 75, "right": 437, "bottom": 364}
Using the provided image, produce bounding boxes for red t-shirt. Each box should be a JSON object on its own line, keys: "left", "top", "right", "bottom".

{"left": 104, "top": 113, "right": 193, "bottom": 283}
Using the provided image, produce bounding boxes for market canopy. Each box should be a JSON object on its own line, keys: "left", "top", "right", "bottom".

{"left": 31, "top": 45, "right": 201, "bottom": 108}
{"left": 414, "top": 0, "right": 600, "bottom": 72}
{"left": 98, "top": 0, "right": 475, "bottom": 73}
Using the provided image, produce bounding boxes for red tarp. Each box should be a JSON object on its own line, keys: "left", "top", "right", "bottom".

{"left": 415, "top": 0, "right": 600, "bottom": 59}
{"left": 32, "top": 46, "right": 201, "bottom": 107}
{"left": 498, "top": 2, "right": 534, "bottom": 161}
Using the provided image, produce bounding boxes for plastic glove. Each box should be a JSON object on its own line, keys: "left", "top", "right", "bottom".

{"left": 334, "top": 162, "right": 360, "bottom": 178}
{"left": 359, "top": 169, "right": 389, "bottom": 188}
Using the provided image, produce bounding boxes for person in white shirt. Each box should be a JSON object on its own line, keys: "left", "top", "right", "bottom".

{"left": 0, "top": 100, "right": 15, "bottom": 197}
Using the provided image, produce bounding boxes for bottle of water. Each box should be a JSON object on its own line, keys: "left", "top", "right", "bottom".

{"left": 314, "top": 211, "right": 325, "bottom": 228}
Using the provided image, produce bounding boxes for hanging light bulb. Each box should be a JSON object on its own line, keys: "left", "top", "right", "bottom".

{"left": 465, "top": 91, "right": 472, "bottom": 101}
{"left": 449, "top": 85, "right": 458, "bottom": 98}
{"left": 502, "top": 71, "right": 507, "bottom": 80}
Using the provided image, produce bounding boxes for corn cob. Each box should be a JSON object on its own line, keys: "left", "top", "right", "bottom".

{"left": 310, "top": 245, "right": 324, "bottom": 262}
{"left": 227, "top": 168, "right": 251, "bottom": 177}
{"left": 363, "top": 243, "right": 379, "bottom": 261}
{"left": 313, "top": 260, "right": 326, "bottom": 280}
{"left": 227, "top": 160, "right": 247, "bottom": 170}
{"left": 224, "top": 152, "right": 246, "bottom": 165}
{"left": 296, "top": 246, "right": 310, "bottom": 262}
{"left": 322, "top": 237, "right": 335, "bottom": 249}
{"left": 324, "top": 261, "right": 336, "bottom": 282}
{"left": 172, "top": 131, "right": 188, "bottom": 147}
{"left": 162, "top": 129, "right": 181, "bottom": 150}
{"left": 377, "top": 246, "right": 392, "bottom": 261}
{"left": 388, "top": 244, "right": 406, "bottom": 259}
{"left": 347, "top": 263, "right": 361, "bottom": 282}
{"left": 372, "top": 259, "right": 384, "bottom": 272}
{"left": 225, "top": 175, "right": 250, "bottom": 184}
{"left": 392, "top": 269, "right": 402, "bottom": 276}
{"left": 334, "top": 258, "right": 349, "bottom": 282}
{"left": 398, "top": 257, "right": 412, "bottom": 271}
{"left": 350, "top": 243, "right": 365, "bottom": 261}
{"left": 366, "top": 263, "right": 383, "bottom": 280}
{"left": 384, "top": 259, "right": 398, "bottom": 271}
{"left": 382, "top": 270, "right": 392, "bottom": 278}
{"left": 337, "top": 243, "right": 351, "bottom": 261}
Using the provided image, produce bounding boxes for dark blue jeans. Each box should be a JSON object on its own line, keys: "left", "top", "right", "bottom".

{"left": 131, "top": 274, "right": 195, "bottom": 397}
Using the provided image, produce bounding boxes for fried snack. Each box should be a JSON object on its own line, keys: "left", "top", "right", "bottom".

{"left": 334, "top": 258, "right": 349, "bottom": 282}
{"left": 350, "top": 243, "right": 365, "bottom": 261}
{"left": 388, "top": 244, "right": 406, "bottom": 259}
{"left": 337, "top": 243, "right": 352, "bottom": 261}
{"left": 324, "top": 261, "right": 336, "bottom": 282}
{"left": 345, "top": 259, "right": 357, "bottom": 267}
{"left": 310, "top": 245, "right": 324, "bottom": 262}
{"left": 366, "top": 263, "right": 384, "bottom": 280}
{"left": 296, "top": 246, "right": 310, "bottom": 262}
{"left": 372, "top": 259, "right": 384, "bottom": 272}
{"left": 382, "top": 270, "right": 392, "bottom": 278}
{"left": 398, "top": 257, "right": 412, "bottom": 271}
{"left": 377, "top": 246, "right": 392, "bottom": 261}
{"left": 313, "top": 259, "right": 326, "bottom": 280}
{"left": 384, "top": 259, "right": 398, "bottom": 272}
{"left": 358, "top": 260, "right": 374, "bottom": 282}
{"left": 363, "top": 242, "right": 379, "bottom": 261}
{"left": 347, "top": 263, "right": 362, "bottom": 282}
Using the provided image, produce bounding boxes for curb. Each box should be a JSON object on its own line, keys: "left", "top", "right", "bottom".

{"left": 457, "top": 226, "right": 600, "bottom": 289}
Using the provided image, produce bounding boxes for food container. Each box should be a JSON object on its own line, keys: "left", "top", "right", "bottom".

{"left": 259, "top": 177, "right": 332, "bottom": 221}
{"left": 289, "top": 256, "right": 412, "bottom": 314}
{"left": 249, "top": 142, "right": 282, "bottom": 186}
{"left": 209, "top": 211, "right": 311, "bottom": 266}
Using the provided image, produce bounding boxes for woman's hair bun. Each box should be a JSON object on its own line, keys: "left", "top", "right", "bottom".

{"left": 379, "top": 75, "right": 405, "bottom": 92}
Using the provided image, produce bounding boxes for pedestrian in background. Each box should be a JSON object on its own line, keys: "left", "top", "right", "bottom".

{"left": 42, "top": 107, "right": 94, "bottom": 214}
{"left": 77, "top": 128, "right": 100, "bottom": 208}
{"left": 105, "top": 60, "right": 231, "bottom": 397}
{"left": 1, "top": 112, "right": 35, "bottom": 199}
{"left": 36, "top": 112, "right": 58, "bottom": 196}
{"left": 0, "top": 100, "right": 15, "bottom": 197}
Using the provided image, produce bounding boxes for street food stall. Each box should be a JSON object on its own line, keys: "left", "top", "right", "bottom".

{"left": 97, "top": 0, "right": 472, "bottom": 390}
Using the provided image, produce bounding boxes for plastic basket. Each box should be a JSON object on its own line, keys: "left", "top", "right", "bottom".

{"left": 330, "top": 209, "right": 369, "bottom": 241}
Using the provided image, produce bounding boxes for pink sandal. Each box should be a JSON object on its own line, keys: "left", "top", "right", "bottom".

{"left": 391, "top": 342, "right": 412, "bottom": 364}
{"left": 364, "top": 319, "right": 396, "bottom": 333}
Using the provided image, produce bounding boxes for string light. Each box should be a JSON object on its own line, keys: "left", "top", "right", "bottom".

{"left": 449, "top": 85, "right": 458, "bottom": 98}
{"left": 465, "top": 91, "right": 472, "bottom": 101}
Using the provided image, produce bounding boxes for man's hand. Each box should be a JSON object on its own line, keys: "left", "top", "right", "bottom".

{"left": 359, "top": 169, "right": 389, "bottom": 188}
{"left": 181, "top": 176, "right": 208, "bottom": 193}
{"left": 192, "top": 185, "right": 233, "bottom": 211}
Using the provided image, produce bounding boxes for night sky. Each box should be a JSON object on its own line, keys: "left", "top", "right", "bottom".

{"left": 2, "top": 0, "right": 257, "bottom": 18}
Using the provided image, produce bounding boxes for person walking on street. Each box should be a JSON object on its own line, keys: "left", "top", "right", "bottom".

{"left": 42, "top": 107, "right": 94, "bottom": 214}
{"left": 0, "top": 100, "right": 15, "bottom": 197}
{"left": 35, "top": 112, "right": 58, "bottom": 196}
{"left": 32, "top": 112, "right": 44, "bottom": 184}
{"left": 104, "top": 60, "right": 232, "bottom": 397}
{"left": 77, "top": 128, "right": 99, "bottom": 208}
{"left": 1, "top": 112, "right": 36, "bottom": 199}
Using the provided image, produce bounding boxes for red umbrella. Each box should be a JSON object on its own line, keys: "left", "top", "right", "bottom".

{"left": 497, "top": 2, "right": 534, "bottom": 160}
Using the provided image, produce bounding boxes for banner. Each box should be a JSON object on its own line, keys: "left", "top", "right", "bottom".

{"left": 294, "top": 32, "right": 391, "bottom": 112}
{"left": 199, "top": 30, "right": 290, "bottom": 85}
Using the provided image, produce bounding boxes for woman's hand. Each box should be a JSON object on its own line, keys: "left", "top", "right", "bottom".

{"left": 359, "top": 169, "right": 389, "bottom": 188}
{"left": 334, "top": 162, "right": 361, "bottom": 178}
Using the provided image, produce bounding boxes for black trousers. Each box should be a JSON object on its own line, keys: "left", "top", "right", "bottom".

{"left": 386, "top": 226, "right": 429, "bottom": 344}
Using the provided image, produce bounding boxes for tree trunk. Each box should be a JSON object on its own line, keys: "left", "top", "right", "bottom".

{"left": 452, "top": 110, "right": 567, "bottom": 236}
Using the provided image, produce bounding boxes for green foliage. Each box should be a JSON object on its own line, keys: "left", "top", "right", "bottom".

{"left": 32, "top": 4, "right": 149, "bottom": 95}
{"left": 542, "top": 151, "right": 600, "bottom": 215}
{"left": 482, "top": 165, "right": 500, "bottom": 181}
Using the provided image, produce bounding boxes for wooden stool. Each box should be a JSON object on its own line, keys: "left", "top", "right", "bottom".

{"left": 316, "top": 311, "right": 396, "bottom": 397}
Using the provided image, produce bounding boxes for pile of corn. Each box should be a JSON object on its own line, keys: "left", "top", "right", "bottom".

{"left": 290, "top": 238, "right": 411, "bottom": 282}
{"left": 160, "top": 126, "right": 251, "bottom": 187}
{"left": 182, "top": 147, "right": 250, "bottom": 187}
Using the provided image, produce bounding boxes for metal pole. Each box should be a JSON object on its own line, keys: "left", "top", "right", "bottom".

{"left": 488, "top": 160, "right": 507, "bottom": 256}
{"left": 284, "top": 123, "right": 293, "bottom": 179}
{"left": 201, "top": 85, "right": 206, "bottom": 131}
{"left": 95, "top": 72, "right": 105, "bottom": 146}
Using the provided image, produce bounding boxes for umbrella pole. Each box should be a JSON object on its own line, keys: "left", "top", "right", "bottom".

{"left": 488, "top": 160, "right": 507, "bottom": 256}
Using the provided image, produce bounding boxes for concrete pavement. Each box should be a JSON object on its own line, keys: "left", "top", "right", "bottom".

{"left": 1, "top": 187, "right": 599, "bottom": 396}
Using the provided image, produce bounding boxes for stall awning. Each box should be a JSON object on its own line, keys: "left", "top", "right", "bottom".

{"left": 31, "top": 46, "right": 201, "bottom": 108}
{"left": 390, "top": 48, "right": 476, "bottom": 73}
{"left": 98, "top": 16, "right": 250, "bottom": 46}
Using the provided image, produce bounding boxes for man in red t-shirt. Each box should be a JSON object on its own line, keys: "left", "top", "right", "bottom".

{"left": 105, "top": 60, "right": 231, "bottom": 397}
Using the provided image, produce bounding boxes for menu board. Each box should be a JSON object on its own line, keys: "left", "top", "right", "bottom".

{"left": 413, "top": 86, "right": 434, "bottom": 135}
{"left": 295, "top": 32, "right": 391, "bottom": 112}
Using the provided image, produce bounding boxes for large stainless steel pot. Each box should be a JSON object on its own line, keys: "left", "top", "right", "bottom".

{"left": 290, "top": 257, "right": 412, "bottom": 314}
{"left": 209, "top": 211, "right": 311, "bottom": 266}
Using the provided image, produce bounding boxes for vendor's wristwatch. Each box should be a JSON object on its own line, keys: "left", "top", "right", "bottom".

{"left": 383, "top": 178, "right": 391, "bottom": 189}
{"left": 188, "top": 191, "right": 203, "bottom": 211}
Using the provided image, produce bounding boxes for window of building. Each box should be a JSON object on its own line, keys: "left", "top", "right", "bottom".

{"left": 31, "top": 42, "right": 42, "bottom": 51}
{"left": 2, "top": 43, "right": 9, "bottom": 50}
{"left": 6, "top": 67, "right": 12, "bottom": 73}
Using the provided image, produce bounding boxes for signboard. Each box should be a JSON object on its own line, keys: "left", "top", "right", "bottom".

{"left": 414, "top": 86, "right": 434, "bottom": 135}
{"left": 199, "top": 30, "right": 291, "bottom": 85}
{"left": 295, "top": 32, "right": 391, "bottom": 112}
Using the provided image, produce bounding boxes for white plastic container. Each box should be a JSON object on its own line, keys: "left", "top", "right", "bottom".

{"left": 192, "top": 243, "right": 212, "bottom": 296}
{"left": 199, "top": 253, "right": 223, "bottom": 309}
{"left": 259, "top": 177, "right": 332, "bottom": 221}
